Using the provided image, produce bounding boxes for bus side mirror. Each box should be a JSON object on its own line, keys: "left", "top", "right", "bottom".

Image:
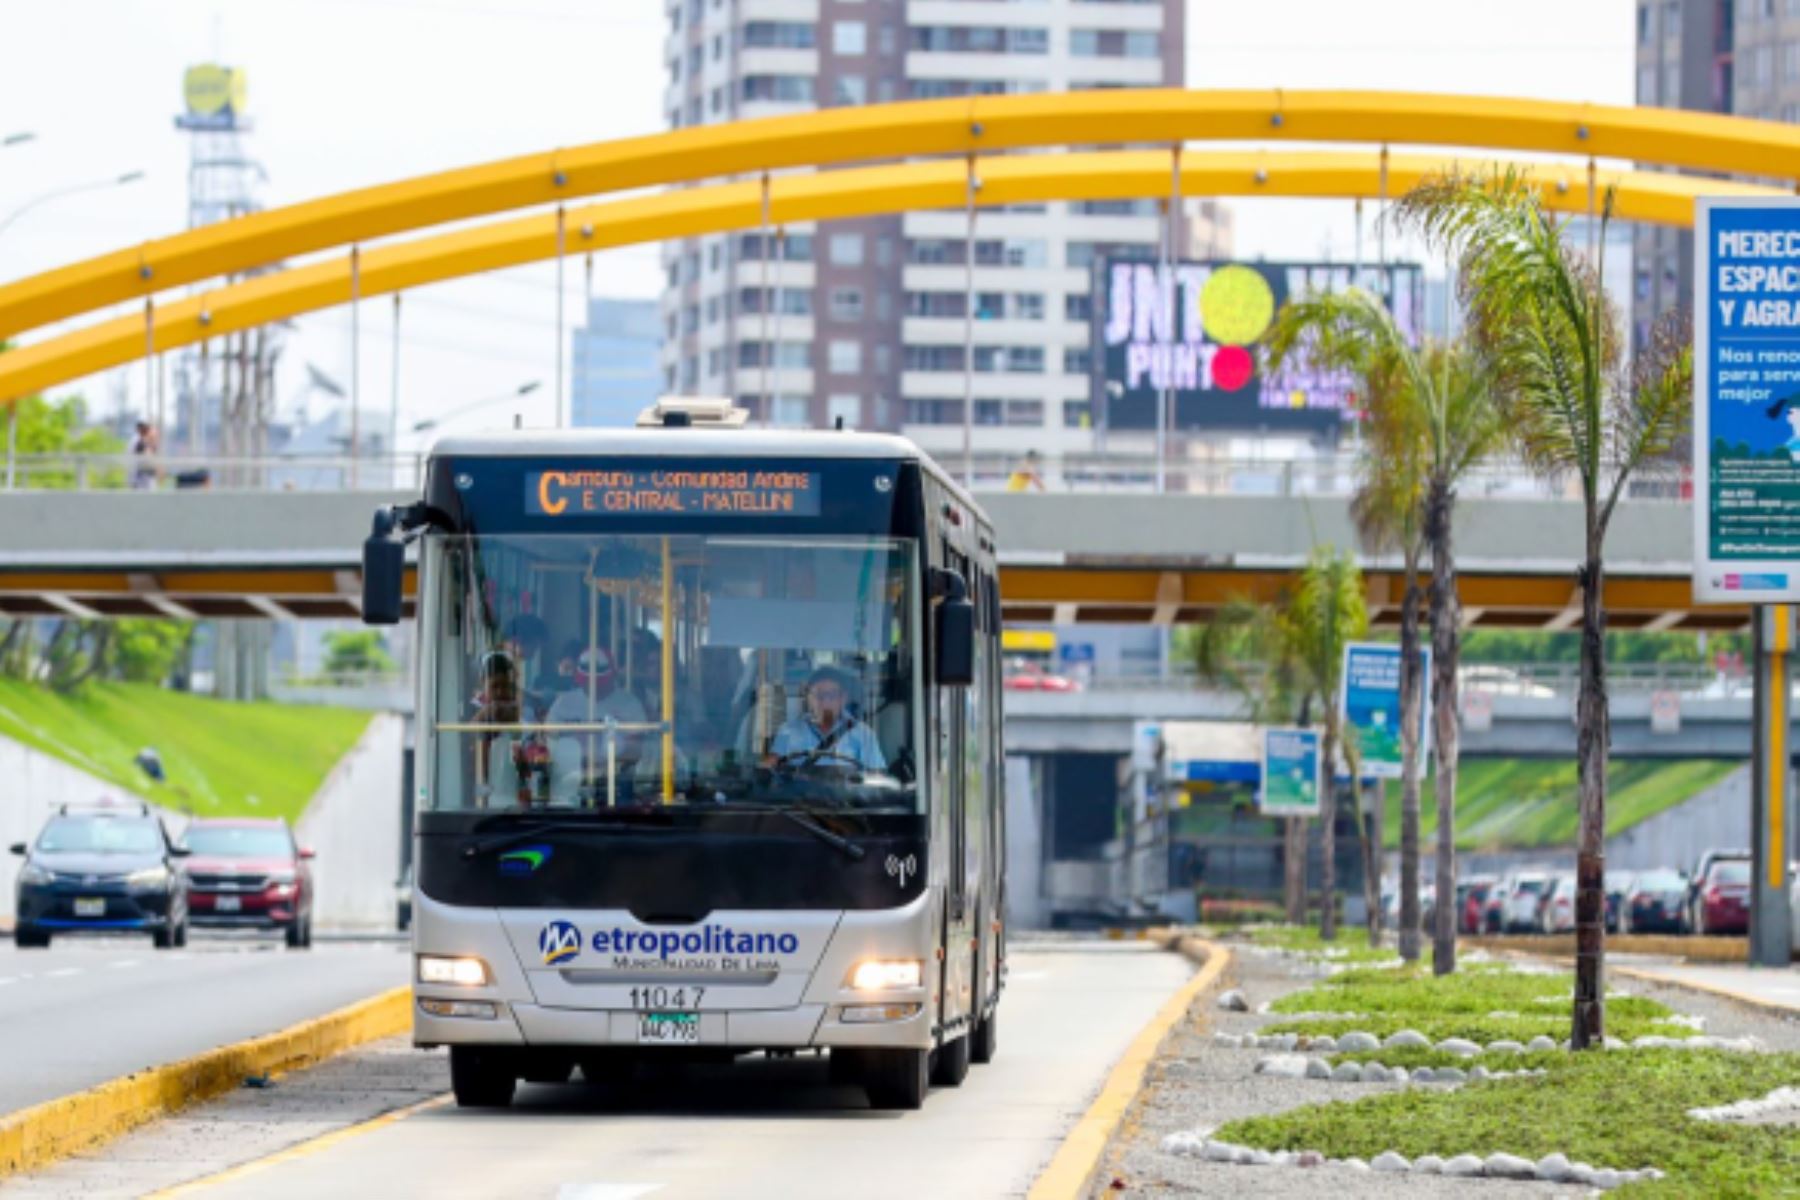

{"left": 931, "top": 567, "right": 975, "bottom": 687}
{"left": 936, "top": 598, "right": 975, "bottom": 686}
{"left": 362, "top": 508, "right": 406, "bottom": 626}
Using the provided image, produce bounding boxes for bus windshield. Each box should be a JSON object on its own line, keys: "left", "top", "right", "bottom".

{"left": 424, "top": 533, "right": 919, "bottom": 814}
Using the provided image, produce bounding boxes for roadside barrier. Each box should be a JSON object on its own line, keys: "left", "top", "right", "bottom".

{"left": 1028, "top": 932, "right": 1231, "bottom": 1200}
{"left": 0, "top": 986, "right": 410, "bottom": 1179}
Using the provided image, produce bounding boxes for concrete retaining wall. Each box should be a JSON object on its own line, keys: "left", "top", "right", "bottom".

{"left": 1606, "top": 764, "right": 1752, "bottom": 872}
{"left": 295, "top": 714, "right": 404, "bottom": 931}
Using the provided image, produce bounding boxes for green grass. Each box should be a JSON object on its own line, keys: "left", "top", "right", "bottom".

{"left": 1382, "top": 757, "right": 1739, "bottom": 851}
{"left": 1217, "top": 1049, "right": 1800, "bottom": 1195}
{"left": 0, "top": 679, "right": 372, "bottom": 823}
{"left": 1245, "top": 924, "right": 1402, "bottom": 966}
{"left": 1261, "top": 962, "right": 1697, "bottom": 1045}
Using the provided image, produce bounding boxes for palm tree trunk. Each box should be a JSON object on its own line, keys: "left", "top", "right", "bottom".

{"left": 1426, "top": 477, "right": 1461, "bottom": 976}
{"left": 1284, "top": 817, "right": 1306, "bottom": 923}
{"left": 1571, "top": 541, "right": 1610, "bottom": 1049}
{"left": 1319, "top": 713, "right": 1339, "bottom": 941}
{"left": 1398, "top": 551, "right": 1425, "bottom": 961}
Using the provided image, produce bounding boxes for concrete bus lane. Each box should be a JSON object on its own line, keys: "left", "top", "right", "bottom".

{"left": 0, "top": 935, "right": 407, "bottom": 1114}
{"left": 159, "top": 942, "right": 1193, "bottom": 1200}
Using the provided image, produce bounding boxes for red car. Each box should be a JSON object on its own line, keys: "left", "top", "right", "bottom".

{"left": 1694, "top": 858, "right": 1752, "bottom": 936}
{"left": 1003, "top": 662, "right": 1080, "bottom": 692}
{"left": 181, "top": 818, "right": 315, "bottom": 947}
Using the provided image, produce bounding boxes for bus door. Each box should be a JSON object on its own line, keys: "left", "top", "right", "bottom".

{"left": 939, "top": 538, "right": 974, "bottom": 1031}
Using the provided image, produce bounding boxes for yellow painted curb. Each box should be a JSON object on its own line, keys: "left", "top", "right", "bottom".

{"left": 1613, "top": 966, "right": 1800, "bottom": 1020}
{"left": 1028, "top": 934, "right": 1231, "bottom": 1200}
{"left": 0, "top": 986, "right": 412, "bottom": 1181}
{"left": 1463, "top": 933, "right": 1751, "bottom": 963}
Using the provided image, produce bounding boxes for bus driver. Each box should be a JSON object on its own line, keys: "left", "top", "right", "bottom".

{"left": 768, "top": 666, "right": 886, "bottom": 772}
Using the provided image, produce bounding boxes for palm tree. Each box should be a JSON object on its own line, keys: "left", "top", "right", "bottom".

{"left": 1196, "top": 548, "right": 1369, "bottom": 935}
{"left": 1267, "top": 297, "right": 1502, "bottom": 967}
{"left": 1397, "top": 170, "right": 1691, "bottom": 1046}
{"left": 1268, "top": 292, "right": 1430, "bottom": 957}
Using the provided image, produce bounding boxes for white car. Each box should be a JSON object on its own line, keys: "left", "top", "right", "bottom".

{"left": 1540, "top": 874, "right": 1578, "bottom": 934}
{"left": 1501, "top": 871, "right": 1553, "bottom": 932}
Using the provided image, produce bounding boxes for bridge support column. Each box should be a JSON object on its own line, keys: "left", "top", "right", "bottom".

{"left": 1750, "top": 605, "right": 1794, "bottom": 966}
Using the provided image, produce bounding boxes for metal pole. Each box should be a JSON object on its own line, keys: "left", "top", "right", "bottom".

{"left": 194, "top": 340, "right": 208, "bottom": 457}
{"left": 349, "top": 245, "right": 361, "bottom": 488}
{"left": 1377, "top": 146, "right": 1389, "bottom": 301}
{"left": 771, "top": 227, "right": 786, "bottom": 416}
{"left": 1160, "top": 144, "right": 1181, "bottom": 493}
{"left": 759, "top": 172, "right": 772, "bottom": 422}
{"left": 660, "top": 536, "right": 674, "bottom": 804}
{"left": 390, "top": 293, "right": 402, "bottom": 486}
{"left": 1750, "top": 605, "right": 1795, "bottom": 966}
{"left": 1586, "top": 158, "right": 1598, "bottom": 271}
{"left": 555, "top": 205, "right": 566, "bottom": 429}
{"left": 1352, "top": 197, "right": 1364, "bottom": 289}
{"left": 962, "top": 154, "right": 978, "bottom": 484}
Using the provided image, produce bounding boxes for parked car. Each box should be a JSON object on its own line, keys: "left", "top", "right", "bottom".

{"left": 1693, "top": 858, "right": 1753, "bottom": 936}
{"left": 1540, "top": 874, "right": 1578, "bottom": 934}
{"left": 1603, "top": 871, "right": 1636, "bottom": 933}
{"left": 1622, "top": 868, "right": 1688, "bottom": 934}
{"left": 1002, "top": 661, "right": 1080, "bottom": 692}
{"left": 1501, "top": 871, "right": 1552, "bottom": 933}
{"left": 1459, "top": 876, "right": 1499, "bottom": 935}
{"left": 180, "top": 818, "right": 315, "bottom": 948}
{"left": 1482, "top": 879, "right": 1514, "bottom": 934}
{"left": 1684, "top": 849, "right": 1750, "bottom": 933}
{"left": 10, "top": 804, "right": 190, "bottom": 948}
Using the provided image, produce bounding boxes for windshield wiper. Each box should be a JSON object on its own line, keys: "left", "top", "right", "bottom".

{"left": 460, "top": 816, "right": 669, "bottom": 860}
{"left": 718, "top": 802, "right": 867, "bottom": 862}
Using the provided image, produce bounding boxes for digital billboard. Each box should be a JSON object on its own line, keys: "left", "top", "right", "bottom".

{"left": 1095, "top": 259, "right": 1424, "bottom": 434}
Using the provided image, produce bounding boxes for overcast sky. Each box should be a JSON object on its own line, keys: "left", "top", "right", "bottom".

{"left": 0, "top": 0, "right": 1633, "bottom": 440}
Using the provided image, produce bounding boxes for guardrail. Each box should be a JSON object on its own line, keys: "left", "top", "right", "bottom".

{"left": 1040, "top": 660, "right": 1750, "bottom": 700}
{"left": 0, "top": 448, "right": 1691, "bottom": 500}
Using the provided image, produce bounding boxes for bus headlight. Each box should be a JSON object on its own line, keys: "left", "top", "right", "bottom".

{"left": 417, "top": 955, "right": 490, "bottom": 986}
{"left": 849, "top": 959, "right": 922, "bottom": 991}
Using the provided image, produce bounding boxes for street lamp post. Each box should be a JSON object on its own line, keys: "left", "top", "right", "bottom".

{"left": 411, "top": 380, "right": 543, "bottom": 436}
{"left": 0, "top": 170, "right": 146, "bottom": 238}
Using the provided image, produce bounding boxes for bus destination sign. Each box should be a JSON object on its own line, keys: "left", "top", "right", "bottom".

{"left": 525, "top": 468, "right": 822, "bottom": 518}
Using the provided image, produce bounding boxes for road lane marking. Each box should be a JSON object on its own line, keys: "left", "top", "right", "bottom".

{"left": 146, "top": 1093, "right": 452, "bottom": 1197}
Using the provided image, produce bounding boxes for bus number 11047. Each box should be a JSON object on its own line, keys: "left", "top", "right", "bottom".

{"left": 630, "top": 985, "right": 705, "bottom": 1011}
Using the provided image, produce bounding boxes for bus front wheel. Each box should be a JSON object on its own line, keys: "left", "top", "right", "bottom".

{"left": 862, "top": 1048, "right": 929, "bottom": 1110}
{"left": 449, "top": 1046, "right": 517, "bottom": 1108}
{"left": 930, "top": 1030, "right": 970, "bottom": 1087}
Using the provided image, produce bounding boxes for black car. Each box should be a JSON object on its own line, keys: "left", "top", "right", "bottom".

{"left": 10, "top": 806, "right": 190, "bottom": 949}
{"left": 1623, "top": 868, "right": 1688, "bottom": 934}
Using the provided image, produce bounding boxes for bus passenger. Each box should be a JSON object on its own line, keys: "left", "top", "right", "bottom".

{"left": 769, "top": 666, "right": 886, "bottom": 772}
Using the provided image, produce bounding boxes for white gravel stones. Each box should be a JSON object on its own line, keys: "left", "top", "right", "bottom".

{"left": 1526, "top": 1035, "right": 1558, "bottom": 1053}
{"left": 1216, "top": 988, "right": 1250, "bottom": 1012}
{"left": 1338, "top": 1157, "right": 1369, "bottom": 1172}
{"left": 1370, "top": 1151, "right": 1411, "bottom": 1172}
{"left": 1247, "top": 1149, "right": 1273, "bottom": 1166}
{"left": 1212, "top": 1032, "right": 1243, "bottom": 1048}
{"left": 1435, "top": 1037, "right": 1482, "bottom": 1057}
{"left": 1469, "top": 1065, "right": 1491, "bottom": 1082}
{"left": 1308, "top": 1034, "right": 1337, "bottom": 1052}
{"left": 1203, "top": 1140, "right": 1237, "bottom": 1162}
{"left": 1161, "top": 1132, "right": 1203, "bottom": 1156}
{"left": 1442, "top": 1154, "right": 1486, "bottom": 1177}
{"left": 1431, "top": 1066, "right": 1468, "bottom": 1084}
{"left": 1383, "top": 1028, "right": 1431, "bottom": 1049}
{"left": 1330, "top": 1062, "right": 1364, "bottom": 1082}
{"left": 1413, "top": 1155, "right": 1444, "bottom": 1174}
{"left": 1592, "top": 1167, "right": 1622, "bottom": 1190}
{"left": 1305, "top": 1057, "right": 1333, "bottom": 1080}
{"left": 1337, "top": 1030, "right": 1380, "bottom": 1053}
{"left": 1253, "top": 1054, "right": 1311, "bottom": 1079}
{"left": 1487, "top": 1039, "right": 1525, "bottom": 1055}
{"left": 1362, "top": 1063, "right": 1392, "bottom": 1083}
{"left": 1534, "top": 1153, "right": 1572, "bottom": 1182}
{"left": 1389, "top": 1066, "right": 1410, "bottom": 1083}
{"left": 1484, "top": 1152, "right": 1536, "bottom": 1179}
{"left": 1295, "top": 1151, "right": 1325, "bottom": 1168}
{"left": 1689, "top": 1084, "right": 1800, "bottom": 1123}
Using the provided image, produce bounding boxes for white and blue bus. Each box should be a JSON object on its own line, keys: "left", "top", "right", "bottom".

{"left": 362, "top": 401, "right": 1005, "bottom": 1109}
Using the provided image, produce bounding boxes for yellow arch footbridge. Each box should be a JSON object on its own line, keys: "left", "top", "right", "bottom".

{"left": 2, "top": 89, "right": 1796, "bottom": 404}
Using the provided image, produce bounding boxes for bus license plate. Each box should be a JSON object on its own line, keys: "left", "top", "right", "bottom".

{"left": 637, "top": 1014, "right": 699, "bottom": 1045}
{"left": 215, "top": 896, "right": 241, "bottom": 912}
{"left": 74, "top": 898, "right": 105, "bottom": 917}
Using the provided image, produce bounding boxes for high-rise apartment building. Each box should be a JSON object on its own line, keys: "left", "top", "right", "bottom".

{"left": 659, "top": 0, "right": 1184, "bottom": 458}
{"left": 1632, "top": 0, "right": 1800, "bottom": 342}
{"left": 571, "top": 298, "right": 663, "bottom": 427}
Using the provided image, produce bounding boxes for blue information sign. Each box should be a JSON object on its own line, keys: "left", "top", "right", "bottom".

{"left": 1340, "top": 642, "right": 1432, "bottom": 780}
{"left": 1260, "top": 727, "right": 1321, "bottom": 817}
{"left": 1696, "top": 199, "right": 1800, "bottom": 602}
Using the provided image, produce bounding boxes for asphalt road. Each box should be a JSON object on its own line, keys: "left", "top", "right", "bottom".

{"left": 0, "top": 933, "right": 407, "bottom": 1113}
{"left": 173, "top": 942, "right": 1192, "bottom": 1200}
